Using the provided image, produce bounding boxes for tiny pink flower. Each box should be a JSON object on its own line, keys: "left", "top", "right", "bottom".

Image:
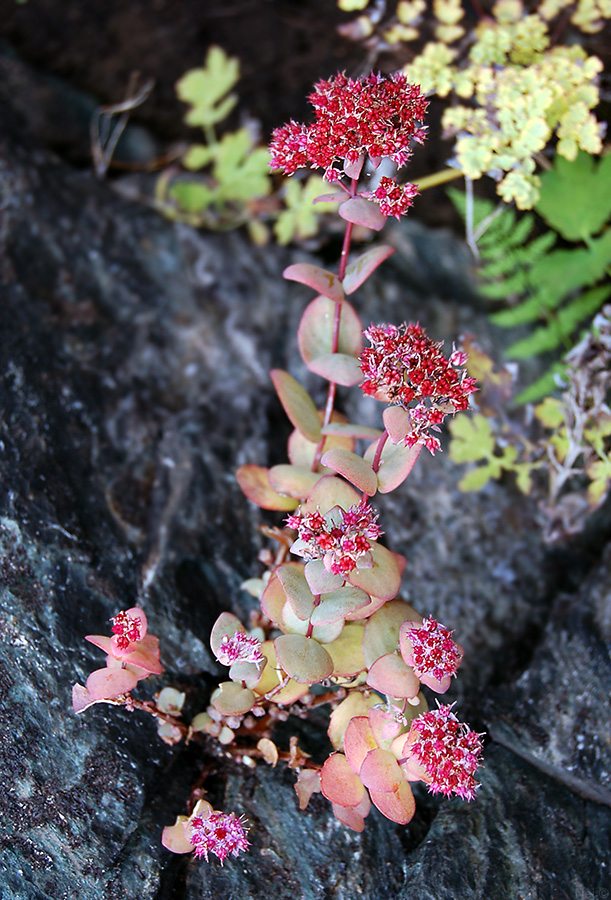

{"left": 189, "top": 810, "right": 250, "bottom": 864}
{"left": 359, "top": 323, "right": 477, "bottom": 453}
{"left": 400, "top": 617, "right": 463, "bottom": 693}
{"left": 287, "top": 502, "right": 382, "bottom": 576}
{"left": 111, "top": 608, "right": 146, "bottom": 651}
{"left": 216, "top": 631, "right": 265, "bottom": 667}
{"left": 396, "top": 704, "right": 484, "bottom": 801}
{"left": 362, "top": 176, "right": 419, "bottom": 219}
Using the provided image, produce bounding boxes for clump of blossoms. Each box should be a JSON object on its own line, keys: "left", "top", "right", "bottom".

{"left": 360, "top": 322, "right": 478, "bottom": 454}
{"left": 74, "top": 71, "right": 484, "bottom": 865}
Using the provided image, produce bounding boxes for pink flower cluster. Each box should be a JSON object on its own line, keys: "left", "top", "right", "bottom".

{"left": 216, "top": 631, "right": 265, "bottom": 667}
{"left": 359, "top": 323, "right": 478, "bottom": 454}
{"left": 269, "top": 71, "right": 427, "bottom": 182}
{"left": 286, "top": 502, "right": 383, "bottom": 576}
{"left": 399, "top": 704, "right": 484, "bottom": 801}
{"left": 400, "top": 617, "right": 463, "bottom": 691}
{"left": 111, "top": 609, "right": 144, "bottom": 651}
{"left": 189, "top": 811, "right": 250, "bottom": 864}
{"left": 362, "top": 176, "right": 419, "bottom": 219}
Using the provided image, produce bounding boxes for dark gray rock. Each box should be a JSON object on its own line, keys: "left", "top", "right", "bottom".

{"left": 0, "top": 54, "right": 609, "bottom": 900}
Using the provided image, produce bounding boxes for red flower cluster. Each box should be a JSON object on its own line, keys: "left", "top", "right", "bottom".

{"left": 111, "top": 609, "right": 144, "bottom": 651}
{"left": 216, "top": 631, "right": 265, "bottom": 667}
{"left": 189, "top": 811, "right": 250, "bottom": 864}
{"left": 286, "top": 502, "right": 383, "bottom": 576}
{"left": 362, "top": 176, "right": 419, "bottom": 219}
{"left": 401, "top": 704, "right": 483, "bottom": 801}
{"left": 401, "top": 617, "right": 463, "bottom": 692}
{"left": 359, "top": 323, "right": 478, "bottom": 454}
{"left": 269, "top": 72, "right": 428, "bottom": 179}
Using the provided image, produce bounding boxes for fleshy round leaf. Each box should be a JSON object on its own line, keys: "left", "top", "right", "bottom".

{"left": 320, "top": 448, "right": 378, "bottom": 495}
{"left": 321, "top": 422, "right": 383, "bottom": 440}
{"left": 369, "top": 780, "right": 415, "bottom": 824}
{"left": 303, "top": 558, "right": 345, "bottom": 595}
{"left": 288, "top": 411, "right": 354, "bottom": 471}
{"left": 348, "top": 543, "right": 402, "bottom": 600}
{"left": 362, "top": 599, "right": 422, "bottom": 667}
{"left": 343, "top": 245, "right": 395, "bottom": 295}
{"left": 260, "top": 569, "right": 292, "bottom": 626}
{"left": 311, "top": 587, "right": 371, "bottom": 625}
{"left": 331, "top": 795, "right": 371, "bottom": 832}
{"left": 307, "top": 353, "right": 363, "bottom": 387}
{"left": 211, "top": 681, "right": 256, "bottom": 715}
{"left": 382, "top": 406, "right": 412, "bottom": 444}
{"left": 281, "top": 600, "right": 344, "bottom": 644}
{"left": 359, "top": 748, "right": 404, "bottom": 793}
{"left": 277, "top": 564, "right": 316, "bottom": 620}
{"left": 328, "top": 691, "right": 379, "bottom": 750}
{"left": 339, "top": 197, "right": 386, "bottom": 231}
{"left": 295, "top": 769, "right": 322, "bottom": 810}
{"left": 298, "top": 295, "right": 363, "bottom": 365}
{"left": 274, "top": 634, "right": 334, "bottom": 684}
{"left": 324, "top": 623, "right": 367, "bottom": 678}
{"left": 345, "top": 592, "right": 387, "bottom": 621}
{"left": 236, "top": 464, "right": 299, "bottom": 511}
{"left": 302, "top": 475, "right": 361, "bottom": 515}
{"left": 210, "top": 612, "right": 244, "bottom": 658}
{"left": 228, "top": 659, "right": 265, "bottom": 688}
{"left": 283, "top": 263, "right": 345, "bottom": 303}
{"left": 344, "top": 716, "right": 378, "bottom": 774}
{"left": 321, "top": 753, "right": 365, "bottom": 808}
{"left": 375, "top": 440, "right": 422, "bottom": 493}
{"left": 86, "top": 667, "right": 138, "bottom": 700}
{"left": 161, "top": 817, "right": 193, "bottom": 855}
{"left": 268, "top": 464, "right": 322, "bottom": 499}
{"left": 366, "top": 653, "right": 419, "bottom": 699}
{"left": 271, "top": 369, "right": 322, "bottom": 443}
{"left": 252, "top": 640, "right": 309, "bottom": 704}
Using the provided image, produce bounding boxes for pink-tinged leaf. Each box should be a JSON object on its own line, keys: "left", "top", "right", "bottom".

{"left": 211, "top": 681, "right": 256, "bottom": 716}
{"left": 236, "top": 465, "right": 299, "bottom": 512}
{"left": 321, "top": 753, "right": 365, "bottom": 808}
{"left": 313, "top": 192, "right": 346, "bottom": 204}
{"left": 339, "top": 197, "right": 386, "bottom": 231}
{"left": 84, "top": 634, "right": 112, "bottom": 654}
{"left": 345, "top": 593, "right": 387, "bottom": 621}
{"left": 325, "top": 623, "right": 367, "bottom": 678}
{"left": 161, "top": 818, "right": 193, "bottom": 855}
{"left": 268, "top": 464, "right": 322, "bottom": 499}
{"left": 362, "top": 599, "right": 422, "bottom": 667}
{"left": 274, "top": 633, "right": 334, "bottom": 684}
{"left": 332, "top": 793, "right": 371, "bottom": 832}
{"left": 119, "top": 635, "right": 163, "bottom": 675}
{"left": 288, "top": 411, "right": 354, "bottom": 471}
{"left": 72, "top": 683, "right": 96, "bottom": 714}
{"left": 376, "top": 441, "right": 422, "bottom": 494}
{"left": 276, "top": 564, "right": 316, "bottom": 621}
{"left": 328, "top": 690, "right": 378, "bottom": 750}
{"left": 303, "top": 475, "right": 361, "bottom": 515}
{"left": 343, "top": 245, "right": 395, "bottom": 295}
{"left": 366, "top": 653, "right": 420, "bottom": 699}
{"left": 368, "top": 705, "right": 404, "bottom": 749}
{"left": 86, "top": 667, "right": 138, "bottom": 700}
{"left": 307, "top": 353, "right": 363, "bottom": 387}
{"left": 382, "top": 406, "right": 411, "bottom": 444}
{"left": 271, "top": 369, "right": 322, "bottom": 443}
{"left": 260, "top": 569, "right": 291, "bottom": 626}
{"left": 210, "top": 612, "right": 245, "bottom": 658}
{"left": 348, "top": 543, "right": 402, "bottom": 601}
{"left": 298, "top": 295, "right": 363, "bottom": 365}
{"left": 310, "top": 586, "right": 371, "bottom": 625}
{"left": 304, "top": 558, "right": 345, "bottom": 595}
{"left": 320, "top": 448, "right": 377, "bottom": 495}
{"left": 369, "top": 780, "right": 415, "bottom": 824}
{"left": 344, "top": 716, "right": 378, "bottom": 774}
{"left": 359, "top": 748, "right": 404, "bottom": 793}
{"left": 322, "top": 422, "right": 383, "bottom": 440}
{"left": 252, "top": 640, "right": 309, "bottom": 705}
{"left": 343, "top": 153, "right": 365, "bottom": 180}
{"left": 295, "top": 769, "right": 322, "bottom": 810}
{"left": 283, "top": 263, "right": 345, "bottom": 303}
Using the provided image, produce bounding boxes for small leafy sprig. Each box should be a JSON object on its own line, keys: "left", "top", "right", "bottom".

{"left": 74, "top": 71, "right": 483, "bottom": 864}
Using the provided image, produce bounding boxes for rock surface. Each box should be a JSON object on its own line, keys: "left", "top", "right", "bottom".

{"left": 0, "top": 49, "right": 610, "bottom": 900}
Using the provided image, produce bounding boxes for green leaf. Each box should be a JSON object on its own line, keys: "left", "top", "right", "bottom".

{"left": 176, "top": 46, "right": 240, "bottom": 128}
{"left": 448, "top": 414, "right": 495, "bottom": 463}
{"left": 168, "top": 181, "right": 214, "bottom": 214}
{"left": 271, "top": 369, "right": 322, "bottom": 443}
{"left": 535, "top": 151, "right": 611, "bottom": 242}
{"left": 274, "top": 176, "right": 337, "bottom": 245}
{"left": 513, "top": 362, "right": 567, "bottom": 404}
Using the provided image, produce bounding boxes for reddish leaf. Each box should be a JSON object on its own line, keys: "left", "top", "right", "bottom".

{"left": 348, "top": 543, "right": 402, "bottom": 601}
{"left": 236, "top": 465, "right": 299, "bottom": 511}
{"left": 161, "top": 818, "right": 193, "bottom": 855}
{"left": 320, "top": 448, "right": 377, "bottom": 495}
{"left": 86, "top": 667, "right": 138, "bottom": 700}
{"left": 295, "top": 769, "right": 322, "bottom": 810}
{"left": 369, "top": 780, "right": 415, "bottom": 824}
{"left": 271, "top": 369, "right": 322, "bottom": 443}
{"left": 321, "top": 753, "right": 366, "bottom": 808}
{"left": 339, "top": 197, "right": 386, "bottom": 231}
{"left": 343, "top": 245, "right": 395, "bottom": 295}
{"left": 382, "top": 406, "right": 411, "bottom": 444}
{"left": 303, "top": 475, "right": 361, "bottom": 515}
{"left": 359, "top": 748, "right": 404, "bottom": 793}
{"left": 366, "top": 653, "right": 419, "bottom": 699}
{"left": 328, "top": 692, "right": 379, "bottom": 750}
{"left": 344, "top": 716, "right": 378, "bottom": 774}
{"left": 283, "top": 263, "right": 345, "bottom": 303}
{"left": 331, "top": 793, "right": 371, "bottom": 832}
{"left": 268, "top": 464, "right": 322, "bottom": 498}
{"left": 298, "top": 295, "right": 363, "bottom": 365}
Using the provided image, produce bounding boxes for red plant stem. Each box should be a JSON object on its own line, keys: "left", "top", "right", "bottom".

{"left": 312, "top": 177, "right": 358, "bottom": 470}
{"left": 361, "top": 428, "right": 389, "bottom": 502}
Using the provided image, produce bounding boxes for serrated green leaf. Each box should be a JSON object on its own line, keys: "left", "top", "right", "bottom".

{"left": 448, "top": 414, "right": 495, "bottom": 463}
{"left": 182, "top": 144, "right": 214, "bottom": 171}
{"left": 176, "top": 46, "right": 240, "bottom": 128}
{"left": 169, "top": 181, "right": 214, "bottom": 213}
{"left": 274, "top": 176, "right": 335, "bottom": 245}
{"left": 536, "top": 151, "right": 611, "bottom": 242}
{"left": 457, "top": 462, "right": 500, "bottom": 491}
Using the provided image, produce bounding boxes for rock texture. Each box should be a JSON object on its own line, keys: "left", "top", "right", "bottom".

{"left": 0, "top": 49, "right": 610, "bottom": 900}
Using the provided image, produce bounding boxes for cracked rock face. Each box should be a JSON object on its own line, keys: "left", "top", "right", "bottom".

{"left": 0, "top": 46, "right": 610, "bottom": 900}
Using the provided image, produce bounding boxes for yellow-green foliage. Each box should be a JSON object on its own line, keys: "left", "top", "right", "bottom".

{"left": 339, "top": 0, "right": 606, "bottom": 209}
